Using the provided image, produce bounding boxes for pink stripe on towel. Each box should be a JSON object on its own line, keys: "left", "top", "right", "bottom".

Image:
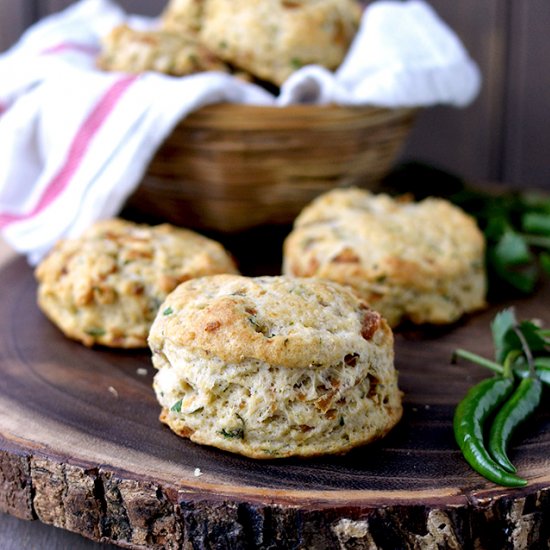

{"left": 0, "top": 74, "right": 137, "bottom": 228}
{"left": 41, "top": 42, "right": 100, "bottom": 56}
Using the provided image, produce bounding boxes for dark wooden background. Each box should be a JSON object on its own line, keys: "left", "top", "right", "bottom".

{"left": 1, "top": 0, "right": 549, "bottom": 190}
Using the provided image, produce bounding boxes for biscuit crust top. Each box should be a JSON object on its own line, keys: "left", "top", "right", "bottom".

{"left": 35, "top": 219, "right": 238, "bottom": 347}
{"left": 149, "top": 274, "right": 391, "bottom": 369}
{"left": 97, "top": 24, "right": 229, "bottom": 76}
{"left": 162, "top": 0, "right": 362, "bottom": 86}
{"left": 285, "top": 188, "right": 485, "bottom": 291}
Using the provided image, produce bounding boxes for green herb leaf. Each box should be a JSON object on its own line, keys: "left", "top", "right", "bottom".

{"left": 220, "top": 427, "right": 244, "bottom": 439}
{"left": 163, "top": 306, "right": 173, "bottom": 316}
{"left": 171, "top": 399, "right": 182, "bottom": 413}
{"left": 219, "top": 413, "right": 245, "bottom": 439}
{"left": 520, "top": 192, "right": 550, "bottom": 214}
{"left": 85, "top": 327, "right": 105, "bottom": 337}
{"left": 489, "top": 253, "right": 538, "bottom": 294}
{"left": 491, "top": 308, "right": 518, "bottom": 363}
{"left": 494, "top": 230, "right": 533, "bottom": 266}
{"left": 485, "top": 216, "right": 510, "bottom": 241}
{"left": 522, "top": 212, "right": 550, "bottom": 236}
{"left": 492, "top": 312, "right": 547, "bottom": 365}
{"left": 517, "top": 320, "right": 548, "bottom": 354}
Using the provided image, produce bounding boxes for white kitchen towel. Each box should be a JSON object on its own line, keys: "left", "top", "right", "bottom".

{"left": 0, "top": 0, "right": 481, "bottom": 264}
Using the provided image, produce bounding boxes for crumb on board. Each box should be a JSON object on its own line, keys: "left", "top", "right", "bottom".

{"left": 194, "top": 468, "right": 203, "bottom": 477}
{"left": 108, "top": 386, "right": 119, "bottom": 398}
{"left": 136, "top": 368, "right": 148, "bottom": 376}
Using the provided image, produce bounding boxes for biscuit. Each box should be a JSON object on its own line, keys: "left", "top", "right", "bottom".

{"left": 164, "top": 0, "right": 362, "bottom": 86}
{"left": 35, "top": 219, "right": 238, "bottom": 348}
{"left": 149, "top": 274, "right": 402, "bottom": 458}
{"left": 162, "top": 0, "right": 205, "bottom": 36}
{"left": 97, "top": 24, "right": 228, "bottom": 76}
{"left": 283, "top": 188, "right": 487, "bottom": 327}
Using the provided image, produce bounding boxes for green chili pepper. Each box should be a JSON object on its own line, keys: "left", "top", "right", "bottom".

{"left": 453, "top": 376, "right": 527, "bottom": 487}
{"left": 488, "top": 376, "right": 543, "bottom": 474}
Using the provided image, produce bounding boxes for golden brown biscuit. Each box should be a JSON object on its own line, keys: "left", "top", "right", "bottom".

{"left": 283, "top": 188, "right": 487, "bottom": 327}
{"left": 97, "top": 24, "right": 228, "bottom": 76}
{"left": 162, "top": 0, "right": 362, "bottom": 86}
{"left": 35, "top": 219, "right": 238, "bottom": 348}
{"left": 149, "top": 274, "right": 402, "bottom": 458}
{"left": 162, "top": 0, "right": 206, "bottom": 36}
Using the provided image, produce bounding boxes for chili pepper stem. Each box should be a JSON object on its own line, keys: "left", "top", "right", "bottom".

{"left": 513, "top": 325, "right": 537, "bottom": 378}
{"left": 503, "top": 350, "right": 522, "bottom": 379}
{"left": 452, "top": 349, "right": 504, "bottom": 374}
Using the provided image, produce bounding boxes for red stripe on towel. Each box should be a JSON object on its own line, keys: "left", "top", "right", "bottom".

{"left": 0, "top": 74, "right": 137, "bottom": 229}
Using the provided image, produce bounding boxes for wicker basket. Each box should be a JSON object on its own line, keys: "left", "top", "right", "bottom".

{"left": 126, "top": 103, "right": 417, "bottom": 232}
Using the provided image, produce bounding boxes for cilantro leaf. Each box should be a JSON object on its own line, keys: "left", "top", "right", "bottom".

{"left": 522, "top": 212, "right": 550, "bottom": 236}
{"left": 489, "top": 248, "right": 538, "bottom": 294}
{"left": 220, "top": 427, "right": 244, "bottom": 439}
{"left": 484, "top": 216, "right": 510, "bottom": 241}
{"left": 85, "top": 327, "right": 106, "bottom": 337}
{"left": 490, "top": 308, "right": 548, "bottom": 365}
{"left": 517, "top": 320, "right": 548, "bottom": 354}
{"left": 170, "top": 399, "right": 182, "bottom": 413}
{"left": 494, "top": 230, "right": 533, "bottom": 265}
{"left": 491, "top": 308, "right": 517, "bottom": 363}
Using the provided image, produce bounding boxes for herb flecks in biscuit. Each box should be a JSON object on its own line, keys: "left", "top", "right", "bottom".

{"left": 35, "top": 219, "right": 238, "bottom": 348}
{"left": 97, "top": 24, "right": 228, "bottom": 76}
{"left": 162, "top": 0, "right": 362, "bottom": 86}
{"left": 149, "top": 275, "right": 402, "bottom": 458}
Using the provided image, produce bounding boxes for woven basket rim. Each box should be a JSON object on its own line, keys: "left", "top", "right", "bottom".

{"left": 180, "top": 103, "right": 418, "bottom": 129}
{"left": 135, "top": 103, "right": 419, "bottom": 232}
{"left": 193, "top": 102, "right": 417, "bottom": 114}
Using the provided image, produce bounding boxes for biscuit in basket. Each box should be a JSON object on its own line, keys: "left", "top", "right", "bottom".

{"left": 35, "top": 219, "right": 238, "bottom": 348}
{"left": 149, "top": 274, "right": 402, "bottom": 458}
{"left": 97, "top": 24, "right": 228, "bottom": 76}
{"left": 165, "top": 0, "right": 362, "bottom": 86}
{"left": 162, "top": 0, "right": 205, "bottom": 36}
{"left": 283, "top": 188, "right": 487, "bottom": 327}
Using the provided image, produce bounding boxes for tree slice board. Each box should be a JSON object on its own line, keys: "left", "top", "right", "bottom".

{"left": 0, "top": 249, "right": 549, "bottom": 550}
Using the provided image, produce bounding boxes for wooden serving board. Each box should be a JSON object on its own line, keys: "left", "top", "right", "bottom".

{"left": 0, "top": 241, "right": 549, "bottom": 549}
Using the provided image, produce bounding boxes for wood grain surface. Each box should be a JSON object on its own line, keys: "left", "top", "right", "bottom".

{"left": 0, "top": 228, "right": 549, "bottom": 549}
